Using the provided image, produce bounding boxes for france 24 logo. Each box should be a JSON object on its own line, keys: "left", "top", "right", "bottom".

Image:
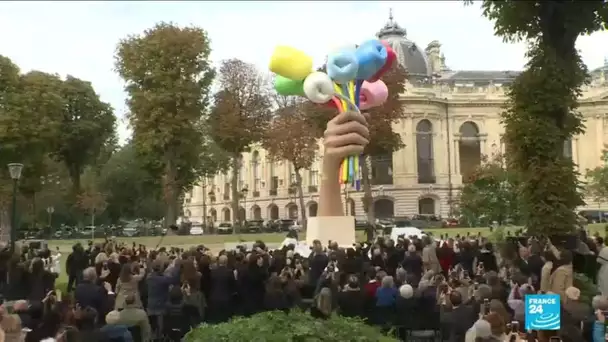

{"left": 525, "top": 294, "right": 560, "bottom": 330}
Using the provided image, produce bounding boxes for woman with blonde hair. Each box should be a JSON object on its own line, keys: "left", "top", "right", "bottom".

{"left": 311, "top": 287, "right": 333, "bottom": 319}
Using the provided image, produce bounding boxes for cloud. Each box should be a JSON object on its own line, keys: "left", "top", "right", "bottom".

{"left": 1, "top": 1, "right": 606, "bottom": 144}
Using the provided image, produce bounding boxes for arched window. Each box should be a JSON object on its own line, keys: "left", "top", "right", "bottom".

{"left": 458, "top": 121, "right": 481, "bottom": 183}
{"left": 418, "top": 198, "right": 435, "bottom": 215}
{"left": 222, "top": 208, "right": 231, "bottom": 222}
{"left": 252, "top": 205, "right": 262, "bottom": 220}
{"left": 269, "top": 204, "right": 279, "bottom": 219}
{"left": 209, "top": 209, "right": 217, "bottom": 222}
{"left": 308, "top": 202, "right": 318, "bottom": 217}
{"left": 252, "top": 151, "right": 260, "bottom": 196}
{"left": 373, "top": 199, "right": 394, "bottom": 219}
{"left": 416, "top": 120, "right": 435, "bottom": 183}
{"left": 287, "top": 203, "right": 298, "bottom": 219}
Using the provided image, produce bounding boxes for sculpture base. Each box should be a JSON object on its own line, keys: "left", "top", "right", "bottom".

{"left": 306, "top": 216, "right": 356, "bottom": 247}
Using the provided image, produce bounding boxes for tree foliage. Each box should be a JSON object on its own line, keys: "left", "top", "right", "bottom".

{"left": 208, "top": 59, "right": 272, "bottom": 227}
{"left": 585, "top": 147, "right": 608, "bottom": 206}
{"left": 76, "top": 168, "right": 108, "bottom": 226}
{"left": 54, "top": 76, "right": 115, "bottom": 195}
{"left": 115, "top": 22, "right": 216, "bottom": 228}
{"left": 185, "top": 310, "right": 397, "bottom": 342}
{"left": 263, "top": 97, "right": 318, "bottom": 227}
{"left": 458, "top": 153, "right": 522, "bottom": 227}
{"left": 99, "top": 142, "right": 164, "bottom": 222}
{"left": 0, "top": 55, "right": 115, "bottom": 229}
{"left": 479, "top": 1, "right": 608, "bottom": 235}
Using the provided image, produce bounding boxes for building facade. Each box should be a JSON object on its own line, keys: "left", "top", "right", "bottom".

{"left": 183, "top": 12, "right": 608, "bottom": 224}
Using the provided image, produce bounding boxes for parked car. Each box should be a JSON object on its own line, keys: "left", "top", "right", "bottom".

{"left": 217, "top": 222, "right": 233, "bottom": 234}
{"left": 578, "top": 210, "right": 608, "bottom": 224}
{"left": 355, "top": 218, "right": 369, "bottom": 231}
{"left": 264, "top": 219, "right": 280, "bottom": 232}
{"left": 246, "top": 220, "right": 264, "bottom": 233}
{"left": 409, "top": 214, "right": 443, "bottom": 229}
{"left": 278, "top": 219, "right": 296, "bottom": 232}
{"left": 80, "top": 226, "right": 106, "bottom": 238}
{"left": 190, "top": 224, "right": 204, "bottom": 235}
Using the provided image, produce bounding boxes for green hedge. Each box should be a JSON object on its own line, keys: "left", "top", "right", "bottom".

{"left": 185, "top": 310, "right": 398, "bottom": 342}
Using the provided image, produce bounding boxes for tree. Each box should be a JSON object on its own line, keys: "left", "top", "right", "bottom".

{"left": 208, "top": 59, "right": 272, "bottom": 230}
{"left": 263, "top": 98, "right": 318, "bottom": 228}
{"left": 0, "top": 58, "right": 67, "bottom": 228}
{"left": 478, "top": 1, "right": 608, "bottom": 235}
{"left": 458, "top": 153, "right": 521, "bottom": 227}
{"left": 54, "top": 76, "right": 116, "bottom": 197}
{"left": 305, "top": 64, "right": 407, "bottom": 222}
{"left": 77, "top": 169, "right": 108, "bottom": 229}
{"left": 99, "top": 142, "right": 164, "bottom": 222}
{"left": 585, "top": 148, "right": 608, "bottom": 209}
{"left": 115, "top": 22, "right": 216, "bottom": 228}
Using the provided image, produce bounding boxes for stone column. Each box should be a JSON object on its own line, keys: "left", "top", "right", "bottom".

{"left": 479, "top": 133, "right": 488, "bottom": 158}
{"left": 453, "top": 134, "right": 461, "bottom": 175}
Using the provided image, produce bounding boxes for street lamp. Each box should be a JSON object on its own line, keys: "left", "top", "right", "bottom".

{"left": 240, "top": 186, "right": 249, "bottom": 223}
{"left": 202, "top": 180, "right": 208, "bottom": 230}
{"left": 8, "top": 163, "right": 23, "bottom": 254}
{"left": 46, "top": 206, "right": 54, "bottom": 229}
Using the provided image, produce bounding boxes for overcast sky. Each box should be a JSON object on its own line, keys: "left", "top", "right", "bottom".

{"left": 1, "top": 1, "right": 607, "bottom": 144}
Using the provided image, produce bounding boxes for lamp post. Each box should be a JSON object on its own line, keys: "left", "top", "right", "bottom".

{"left": 46, "top": 206, "right": 54, "bottom": 230}
{"left": 240, "top": 186, "right": 249, "bottom": 224}
{"left": 289, "top": 182, "right": 297, "bottom": 219}
{"left": 208, "top": 189, "right": 216, "bottom": 233}
{"left": 202, "top": 179, "right": 207, "bottom": 231}
{"left": 8, "top": 163, "right": 23, "bottom": 254}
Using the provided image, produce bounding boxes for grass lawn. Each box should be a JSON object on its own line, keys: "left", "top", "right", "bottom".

{"left": 49, "top": 223, "right": 608, "bottom": 293}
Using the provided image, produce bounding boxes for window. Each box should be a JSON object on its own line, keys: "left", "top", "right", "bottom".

{"left": 459, "top": 121, "right": 481, "bottom": 183}
{"left": 416, "top": 120, "right": 435, "bottom": 184}
{"left": 252, "top": 151, "right": 260, "bottom": 191}
{"left": 309, "top": 170, "right": 318, "bottom": 186}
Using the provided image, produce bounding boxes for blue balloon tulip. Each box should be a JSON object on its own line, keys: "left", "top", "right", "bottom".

{"left": 355, "top": 40, "right": 388, "bottom": 81}
{"left": 326, "top": 51, "right": 359, "bottom": 84}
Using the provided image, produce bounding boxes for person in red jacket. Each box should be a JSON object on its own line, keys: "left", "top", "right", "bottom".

{"left": 438, "top": 241, "right": 455, "bottom": 275}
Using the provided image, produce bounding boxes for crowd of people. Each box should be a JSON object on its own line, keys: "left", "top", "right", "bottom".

{"left": 0, "top": 229, "right": 607, "bottom": 341}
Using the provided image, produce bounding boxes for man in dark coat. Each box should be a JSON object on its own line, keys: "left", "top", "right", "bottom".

{"left": 208, "top": 255, "right": 236, "bottom": 323}
{"left": 66, "top": 243, "right": 88, "bottom": 292}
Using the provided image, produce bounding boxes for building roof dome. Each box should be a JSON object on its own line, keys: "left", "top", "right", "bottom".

{"left": 376, "top": 9, "right": 430, "bottom": 78}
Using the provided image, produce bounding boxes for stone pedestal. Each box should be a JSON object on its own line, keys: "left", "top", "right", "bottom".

{"left": 306, "top": 216, "right": 356, "bottom": 247}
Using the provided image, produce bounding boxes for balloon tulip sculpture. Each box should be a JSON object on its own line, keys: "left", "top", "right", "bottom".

{"left": 269, "top": 40, "right": 396, "bottom": 189}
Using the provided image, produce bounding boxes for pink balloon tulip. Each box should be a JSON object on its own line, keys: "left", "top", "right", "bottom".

{"left": 359, "top": 80, "right": 389, "bottom": 110}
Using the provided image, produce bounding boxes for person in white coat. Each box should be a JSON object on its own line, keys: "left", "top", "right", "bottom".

{"left": 597, "top": 246, "right": 608, "bottom": 296}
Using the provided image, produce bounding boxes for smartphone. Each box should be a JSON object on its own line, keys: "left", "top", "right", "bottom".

{"left": 510, "top": 321, "right": 519, "bottom": 334}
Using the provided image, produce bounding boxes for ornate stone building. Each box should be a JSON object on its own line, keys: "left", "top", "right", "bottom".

{"left": 183, "top": 13, "right": 608, "bottom": 224}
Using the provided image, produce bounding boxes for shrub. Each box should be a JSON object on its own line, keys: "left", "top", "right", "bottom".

{"left": 185, "top": 310, "right": 398, "bottom": 342}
